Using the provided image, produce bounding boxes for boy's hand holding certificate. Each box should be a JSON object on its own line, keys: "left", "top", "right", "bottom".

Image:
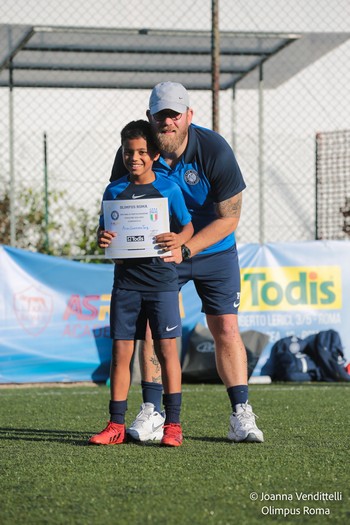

{"left": 103, "top": 198, "right": 172, "bottom": 258}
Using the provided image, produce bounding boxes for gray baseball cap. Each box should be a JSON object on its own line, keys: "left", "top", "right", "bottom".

{"left": 149, "top": 82, "right": 190, "bottom": 115}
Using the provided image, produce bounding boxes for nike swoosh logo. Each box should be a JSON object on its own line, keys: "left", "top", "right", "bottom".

{"left": 166, "top": 325, "right": 178, "bottom": 332}
{"left": 152, "top": 423, "right": 164, "bottom": 432}
{"left": 132, "top": 194, "right": 146, "bottom": 199}
{"left": 233, "top": 301, "right": 240, "bottom": 308}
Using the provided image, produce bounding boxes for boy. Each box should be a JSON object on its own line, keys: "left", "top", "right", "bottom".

{"left": 88, "top": 120, "right": 193, "bottom": 447}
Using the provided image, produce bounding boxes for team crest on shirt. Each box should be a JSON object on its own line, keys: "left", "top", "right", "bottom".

{"left": 184, "top": 169, "right": 200, "bottom": 185}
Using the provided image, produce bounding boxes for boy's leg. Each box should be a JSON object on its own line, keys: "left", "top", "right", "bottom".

{"left": 128, "top": 290, "right": 183, "bottom": 443}
{"left": 148, "top": 291, "right": 183, "bottom": 448}
{"left": 110, "top": 340, "right": 135, "bottom": 402}
{"left": 89, "top": 340, "right": 134, "bottom": 445}
{"left": 154, "top": 338, "right": 182, "bottom": 395}
{"left": 154, "top": 338, "right": 183, "bottom": 447}
{"left": 89, "top": 288, "right": 140, "bottom": 446}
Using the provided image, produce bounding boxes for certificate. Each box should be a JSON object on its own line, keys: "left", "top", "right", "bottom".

{"left": 103, "top": 198, "right": 172, "bottom": 258}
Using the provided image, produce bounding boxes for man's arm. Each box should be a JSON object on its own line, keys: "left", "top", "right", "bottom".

{"left": 187, "top": 192, "right": 242, "bottom": 256}
{"left": 162, "top": 192, "right": 242, "bottom": 262}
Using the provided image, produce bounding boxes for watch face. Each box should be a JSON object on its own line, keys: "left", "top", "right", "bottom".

{"left": 182, "top": 245, "right": 191, "bottom": 259}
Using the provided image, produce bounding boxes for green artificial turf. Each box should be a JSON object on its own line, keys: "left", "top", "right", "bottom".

{"left": 1, "top": 383, "right": 349, "bottom": 525}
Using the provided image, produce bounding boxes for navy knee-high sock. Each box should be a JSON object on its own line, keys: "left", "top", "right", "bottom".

{"left": 141, "top": 380, "right": 163, "bottom": 413}
{"left": 109, "top": 400, "right": 127, "bottom": 424}
{"left": 163, "top": 393, "right": 182, "bottom": 424}
{"left": 227, "top": 385, "right": 248, "bottom": 412}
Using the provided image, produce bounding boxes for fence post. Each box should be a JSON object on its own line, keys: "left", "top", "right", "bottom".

{"left": 9, "top": 60, "right": 16, "bottom": 247}
{"left": 43, "top": 132, "right": 49, "bottom": 251}
{"left": 211, "top": 0, "right": 220, "bottom": 132}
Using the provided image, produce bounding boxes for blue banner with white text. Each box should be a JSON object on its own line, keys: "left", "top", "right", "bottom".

{"left": 0, "top": 241, "right": 349, "bottom": 383}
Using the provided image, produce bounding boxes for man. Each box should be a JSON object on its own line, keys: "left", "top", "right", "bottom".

{"left": 107, "top": 81, "right": 264, "bottom": 443}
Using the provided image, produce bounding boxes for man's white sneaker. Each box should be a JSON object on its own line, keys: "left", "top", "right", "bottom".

{"left": 127, "top": 403, "right": 165, "bottom": 441}
{"left": 228, "top": 402, "right": 264, "bottom": 443}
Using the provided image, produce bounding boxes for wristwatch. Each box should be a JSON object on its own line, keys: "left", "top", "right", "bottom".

{"left": 181, "top": 244, "right": 191, "bottom": 260}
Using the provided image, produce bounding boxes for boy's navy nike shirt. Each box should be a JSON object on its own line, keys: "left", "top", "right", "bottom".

{"left": 100, "top": 174, "right": 191, "bottom": 292}
{"left": 110, "top": 123, "right": 246, "bottom": 255}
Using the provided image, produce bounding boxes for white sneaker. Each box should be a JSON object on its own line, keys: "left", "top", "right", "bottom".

{"left": 228, "top": 402, "right": 264, "bottom": 443}
{"left": 127, "top": 403, "right": 165, "bottom": 441}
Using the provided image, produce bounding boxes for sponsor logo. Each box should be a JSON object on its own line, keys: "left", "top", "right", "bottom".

{"left": 62, "top": 294, "right": 111, "bottom": 338}
{"left": 241, "top": 266, "right": 341, "bottom": 311}
{"left": 132, "top": 194, "right": 146, "bottom": 199}
{"left": 196, "top": 341, "right": 215, "bottom": 353}
{"left": 166, "top": 325, "right": 178, "bottom": 332}
{"left": 127, "top": 235, "right": 145, "bottom": 242}
{"left": 184, "top": 169, "right": 199, "bottom": 185}
{"left": 13, "top": 285, "right": 53, "bottom": 336}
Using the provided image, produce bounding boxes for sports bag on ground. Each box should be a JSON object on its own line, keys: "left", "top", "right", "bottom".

{"left": 305, "top": 329, "right": 350, "bottom": 382}
{"left": 261, "top": 335, "right": 322, "bottom": 382}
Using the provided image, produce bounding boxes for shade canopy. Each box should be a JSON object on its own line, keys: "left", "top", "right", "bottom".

{"left": 0, "top": 24, "right": 349, "bottom": 90}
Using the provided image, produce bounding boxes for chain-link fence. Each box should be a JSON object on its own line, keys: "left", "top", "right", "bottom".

{"left": 1, "top": 0, "right": 350, "bottom": 258}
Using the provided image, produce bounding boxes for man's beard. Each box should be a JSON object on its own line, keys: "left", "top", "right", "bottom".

{"left": 154, "top": 126, "right": 188, "bottom": 154}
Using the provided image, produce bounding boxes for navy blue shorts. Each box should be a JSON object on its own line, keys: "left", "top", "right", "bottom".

{"left": 110, "top": 288, "right": 182, "bottom": 340}
{"left": 177, "top": 245, "right": 241, "bottom": 315}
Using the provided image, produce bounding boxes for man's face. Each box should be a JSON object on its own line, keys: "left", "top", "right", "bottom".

{"left": 147, "top": 109, "right": 193, "bottom": 154}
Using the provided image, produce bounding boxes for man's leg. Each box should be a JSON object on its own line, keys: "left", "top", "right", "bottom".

{"left": 138, "top": 327, "right": 163, "bottom": 413}
{"left": 139, "top": 325, "right": 162, "bottom": 384}
{"left": 127, "top": 314, "right": 165, "bottom": 442}
{"left": 206, "top": 313, "right": 247, "bottom": 387}
{"left": 206, "top": 313, "right": 264, "bottom": 443}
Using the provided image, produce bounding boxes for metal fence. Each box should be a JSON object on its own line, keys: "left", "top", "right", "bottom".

{"left": 1, "top": 0, "right": 350, "bottom": 258}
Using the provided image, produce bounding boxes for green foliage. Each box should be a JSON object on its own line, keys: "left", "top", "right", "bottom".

{"left": 0, "top": 182, "right": 104, "bottom": 261}
{"left": 0, "top": 383, "right": 349, "bottom": 525}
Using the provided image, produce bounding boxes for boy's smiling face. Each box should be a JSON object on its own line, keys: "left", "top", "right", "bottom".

{"left": 122, "top": 137, "right": 160, "bottom": 183}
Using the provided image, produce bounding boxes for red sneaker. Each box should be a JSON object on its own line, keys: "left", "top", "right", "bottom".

{"left": 88, "top": 421, "right": 127, "bottom": 445}
{"left": 160, "top": 423, "right": 183, "bottom": 447}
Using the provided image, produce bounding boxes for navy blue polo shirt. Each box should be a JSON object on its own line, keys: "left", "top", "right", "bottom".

{"left": 100, "top": 174, "right": 191, "bottom": 291}
{"left": 110, "top": 123, "right": 246, "bottom": 255}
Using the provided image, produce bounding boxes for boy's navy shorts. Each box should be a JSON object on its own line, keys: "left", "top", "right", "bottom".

{"left": 177, "top": 245, "right": 241, "bottom": 315}
{"left": 110, "top": 288, "right": 182, "bottom": 340}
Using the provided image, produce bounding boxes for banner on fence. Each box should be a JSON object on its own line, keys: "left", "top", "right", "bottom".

{"left": 0, "top": 241, "right": 349, "bottom": 383}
